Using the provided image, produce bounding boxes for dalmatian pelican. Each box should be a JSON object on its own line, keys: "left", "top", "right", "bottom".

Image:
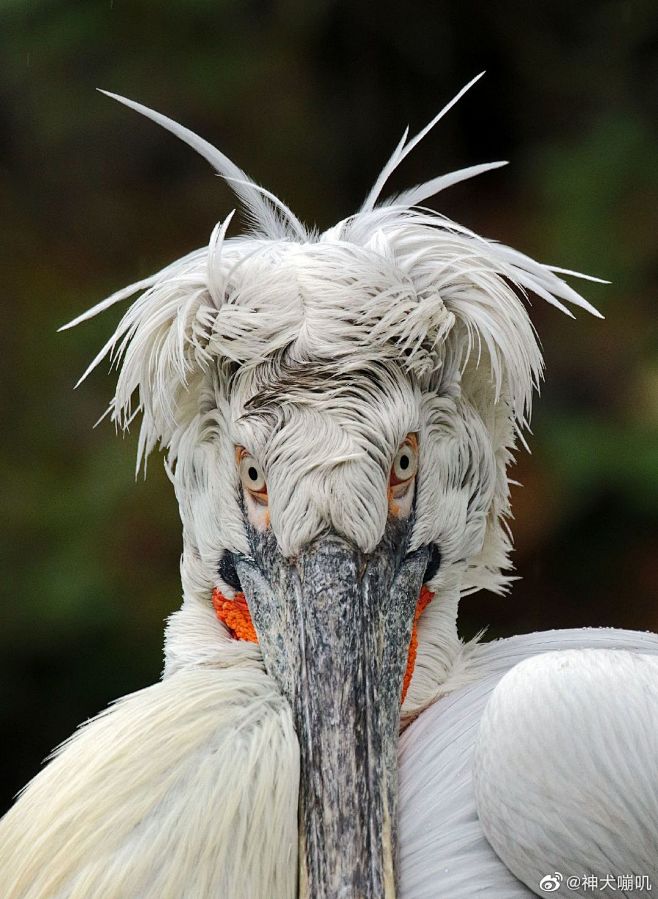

{"left": 2, "top": 75, "right": 657, "bottom": 899}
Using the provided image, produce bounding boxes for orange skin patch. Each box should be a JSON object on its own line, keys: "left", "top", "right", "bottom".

{"left": 401, "top": 584, "right": 434, "bottom": 702}
{"left": 212, "top": 589, "right": 258, "bottom": 642}
{"left": 212, "top": 582, "right": 434, "bottom": 703}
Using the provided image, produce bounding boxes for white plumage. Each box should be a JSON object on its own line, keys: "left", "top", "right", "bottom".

{"left": 399, "top": 628, "right": 658, "bottom": 897}
{"left": 0, "top": 666, "right": 298, "bottom": 898}
{"left": 1, "top": 76, "right": 655, "bottom": 898}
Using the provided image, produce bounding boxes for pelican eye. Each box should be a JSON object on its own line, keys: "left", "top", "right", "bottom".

{"left": 238, "top": 450, "right": 268, "bottom": 502}
{"left": 390, "top": 435, "right": 418, "bottom": 487}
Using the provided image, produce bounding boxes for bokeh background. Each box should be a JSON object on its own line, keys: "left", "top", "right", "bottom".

{"left": 1, "top": 0, "right": 656, "bottom": 812}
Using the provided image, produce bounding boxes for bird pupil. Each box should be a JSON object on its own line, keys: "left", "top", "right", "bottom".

{"left": 400, "top": 454, "right": 409, "bottom": 470}
{"left": 248, "top": 466, "right": 258, "bottom": 482}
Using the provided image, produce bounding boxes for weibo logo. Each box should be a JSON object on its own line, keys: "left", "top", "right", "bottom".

{"left": 539, "top": 872, "right": 563, "bottom": 892}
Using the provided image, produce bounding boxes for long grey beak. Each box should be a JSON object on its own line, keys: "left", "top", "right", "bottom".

{"left": 235, "top": 520, "right": 428, "bottom": 898}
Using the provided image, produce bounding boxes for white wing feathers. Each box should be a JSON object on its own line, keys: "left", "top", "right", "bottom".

{"left": 398, "top": 628, "right": 658, "bottom": 898}
{"left": 475, "top": 648, "right": 658, "bottom": 898}
{"left": 400, "top": 671, "right": 532, "bottom": 898}
{"left": 0, "top": 668, "right": 298, "bottom": 899}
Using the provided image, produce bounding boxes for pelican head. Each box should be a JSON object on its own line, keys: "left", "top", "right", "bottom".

{"left": 64, "top": 77, "right": 600, "bottom": 898}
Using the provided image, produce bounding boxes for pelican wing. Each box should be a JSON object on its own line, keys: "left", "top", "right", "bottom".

{"left": 398, "top": 627, "right": 658, "bottom": 898}
{"left": 0, "top": 667, "right": 298, "bottom": 899}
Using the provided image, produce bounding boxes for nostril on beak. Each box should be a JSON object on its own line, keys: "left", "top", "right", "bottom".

{"left": 218, "top": 550, "right": 242, "bottom": 592}
{"left": 423, "top": 544, "right": 442, "bottom": 583}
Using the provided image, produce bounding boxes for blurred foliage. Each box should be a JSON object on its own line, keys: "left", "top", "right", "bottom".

{"left": 1, "top": 0, "right": 656, "bottom": 812}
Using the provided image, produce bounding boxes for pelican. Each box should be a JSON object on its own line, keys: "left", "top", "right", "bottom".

{"left": 2, "top": 75, "right": 657, "bottom": 899}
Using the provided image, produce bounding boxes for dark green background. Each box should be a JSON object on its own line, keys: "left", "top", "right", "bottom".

{"left": 1, "top": 0, "right": 656, "bottom": 812}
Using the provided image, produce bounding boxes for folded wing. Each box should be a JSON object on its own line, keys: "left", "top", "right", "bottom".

{"left": 398, "top": 628, "right": 658, "bottom": 898}
{"left": 0, "top": 667, "right": 298, "bottom": 899}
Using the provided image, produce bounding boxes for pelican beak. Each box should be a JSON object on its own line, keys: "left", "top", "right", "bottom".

{"left": 235, "top": 518, "right": 428, "bottom": 899}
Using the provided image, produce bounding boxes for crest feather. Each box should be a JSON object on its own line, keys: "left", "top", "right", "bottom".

{"left": 62, "top": 79, "right": 601, "bottom": 591}
{"left": 97, "top": 90, "right": 306, "bottom": 241}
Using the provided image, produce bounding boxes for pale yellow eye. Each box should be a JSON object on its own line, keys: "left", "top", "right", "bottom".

{"left": 391, "top": 436, "right": 418, "bottom": 486}
{"left": 239, "top": 452, "right": 267, "bottom": 497}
